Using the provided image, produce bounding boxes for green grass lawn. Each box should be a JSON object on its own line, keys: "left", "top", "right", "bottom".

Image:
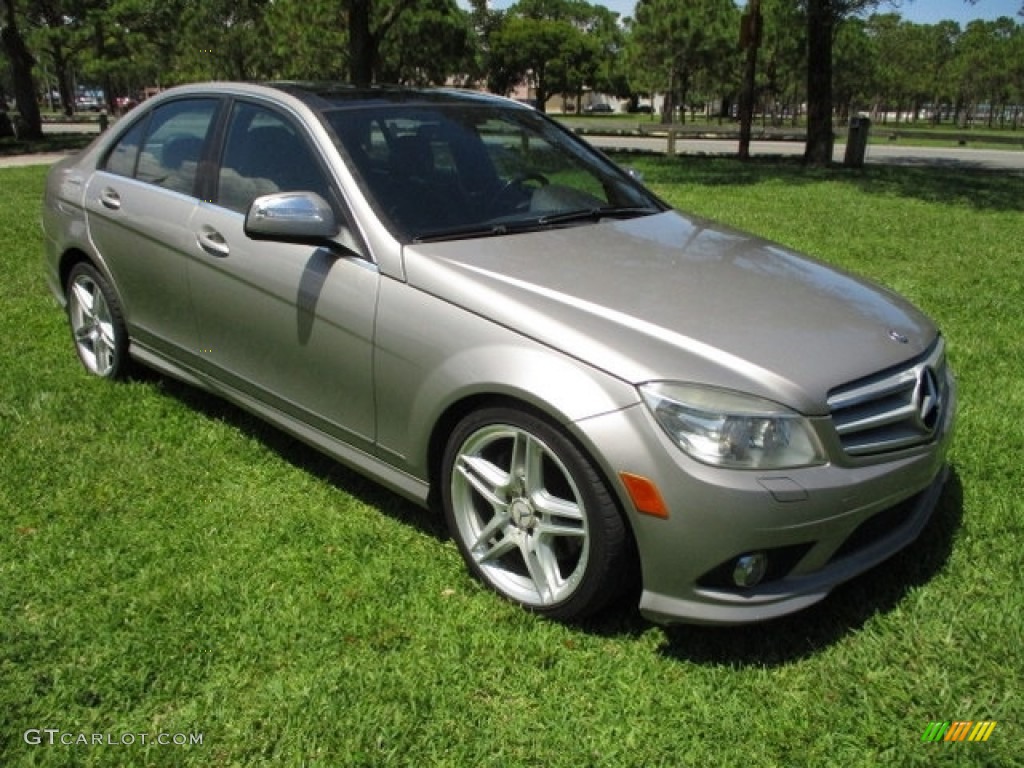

{"left": 2, "top": 160, "right": 1022, "bottom": 767}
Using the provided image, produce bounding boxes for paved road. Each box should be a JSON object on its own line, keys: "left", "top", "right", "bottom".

{"left": 0, "top": 151, "right": 74, "bottom": 167}
{"left": 3, "top": 122, "right": 1021, "bottom": 172}
{"left": 586, "top": 135, "right": 1024, "bottom": 172}
{"left": 0, "top": 121, "right": 98, "bottom": 166}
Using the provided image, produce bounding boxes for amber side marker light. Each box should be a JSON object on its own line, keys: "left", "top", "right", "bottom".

{"left": 619, "top": 472, "right": 670, "bottom": 518}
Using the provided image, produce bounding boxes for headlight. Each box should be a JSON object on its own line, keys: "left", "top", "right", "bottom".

{"left": 639, "top": 383, "right": 825, "bottom": 469}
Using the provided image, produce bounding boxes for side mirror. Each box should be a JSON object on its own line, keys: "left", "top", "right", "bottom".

{"left": 244, "top": 192, "right": 339, "bottom": 241}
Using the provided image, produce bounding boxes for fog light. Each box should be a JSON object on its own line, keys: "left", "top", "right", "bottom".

{"left": 733, "top": 553, "right": 768, "bottom": 588}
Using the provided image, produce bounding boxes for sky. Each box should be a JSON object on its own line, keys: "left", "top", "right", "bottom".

{"left": 890, "top": 0, "right": 1021, "bottom": 25}
{"left": 477, "top": 0, "right": 1022, "bottom": 24}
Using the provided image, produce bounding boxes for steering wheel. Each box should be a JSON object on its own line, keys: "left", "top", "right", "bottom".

{"left": 488, "top": 172, "right": 550, "bottom": 214}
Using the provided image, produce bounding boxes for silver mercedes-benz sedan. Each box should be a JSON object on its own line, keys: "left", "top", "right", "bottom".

{"left": 42, "top": 82, "right": 955, "bottom": 624}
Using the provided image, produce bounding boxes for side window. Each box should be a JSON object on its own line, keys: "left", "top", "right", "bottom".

{"left": 135, "top": 99, "right": 218, "bottom": 196}
{"left": 216, "top": 102, "right": 331, "bottom": 214}
{"left": 103, "top": 117, "right": 148, "bottom": 178}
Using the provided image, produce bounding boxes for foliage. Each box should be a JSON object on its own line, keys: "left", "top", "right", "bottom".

{"left": 756, "top": 0, "right": 806, "bottom": 124}
{"left": 378, "top": 0, "right": 475, "bottom": 85}
{"left": 849, "top": 13, "right": 1024, "bottom": 128}
{"left": 488, "top": 13, "right": 565, "bottom": 109}
{"left": 627, "top": 0, "right": 739, "bottom": 123}
{"left": 833, "top": 16, "right": 877, "bottom": 118}
{"left": 3, "top": 0, "right": 1023, "bottom": 158}
{"left": 916, "top": 21, "right": 962, "bottom": 121}
{"left": 171, "top": 0, "right": 273, "bottom": 83}
{"left": 486, "top": 0, "right": 625, "bottom": 112}
{"left": 3, "top": 0, "right": 476, "bottom": 102}
{"left": 264, "top": 0, "right": 348, "bottom": 81}
{"left": 952, "top": 17, "right": 1024, "bottom": 127}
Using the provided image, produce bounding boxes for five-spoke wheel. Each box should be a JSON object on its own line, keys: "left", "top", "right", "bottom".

{"left": 442, "top": 407, "right": 631, "bottom": 620}
{"left": 66, "top": 262, "right": 129, "bottom": 379}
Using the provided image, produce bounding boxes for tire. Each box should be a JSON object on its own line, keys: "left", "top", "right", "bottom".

{"left": 66, "top": 262, "right": 131, "bottom": 380}
{"left": 442, "top": 406, "right": 633, "bottom": 621}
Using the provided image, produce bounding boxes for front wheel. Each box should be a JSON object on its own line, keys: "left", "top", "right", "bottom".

{"left": 66, "top": 262, "right": 130, "bottom": 379}
{"left": 442, "top": 407, "right": 633, "bottom": 621}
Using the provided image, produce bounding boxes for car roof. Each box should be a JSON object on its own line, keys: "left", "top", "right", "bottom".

{"left": 266, "top": 82, "right": 527, "bottom": 112}
{"left": 251, "top": 81, "right": 524, "bottom": 112}
{"left": 141, "top": 81, "right": 531, "bottom": 120}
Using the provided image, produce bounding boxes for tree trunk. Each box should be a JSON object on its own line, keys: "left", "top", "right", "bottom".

{"left": 52, "top": 46, "right": 74, "bottom": 118}
{"left": 678, "top": 70, "right": 689, "bottom": 126}
{"left": 92, "top": 17, "right": 115, "bottom": 115}
{"left": 803, "top": 0, "right": 833, "bottom": 166}
{"left": 348, "top": 0, "right": 374, "bottom": 86}
{"left": 535, "top": 66, "right": 547, "bottom": 113}
{"left": 661, "top": 68, "right": 675, "bottom": 125}
{"left": 1, "top": 0, "right": 43, "bottom": 138}
{"left": 738, "top": 1, "right": 761, "bottom": 161}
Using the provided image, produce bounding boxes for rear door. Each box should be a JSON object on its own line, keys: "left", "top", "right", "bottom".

{"left": 84, "top": 98, "right": 221, "bottom": 358}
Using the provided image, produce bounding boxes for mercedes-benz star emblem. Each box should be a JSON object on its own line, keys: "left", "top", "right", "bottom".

{"left": 888, "top": 329, "right": 910, "bottom": 344}
{"left": 914, "top": 367, "right": 941, "bottom": 432}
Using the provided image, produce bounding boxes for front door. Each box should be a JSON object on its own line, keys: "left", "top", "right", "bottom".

{"left": 186, "top": 100, "right": 378, "bottom": 448}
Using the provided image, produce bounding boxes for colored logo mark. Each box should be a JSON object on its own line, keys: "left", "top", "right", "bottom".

{"left": 921, "top": 721, "right": 997, "bottom": 743}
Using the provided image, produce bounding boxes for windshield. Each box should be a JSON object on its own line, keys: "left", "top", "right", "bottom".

{"left": 322, "top": 102, "right": 664, "bottom": 242}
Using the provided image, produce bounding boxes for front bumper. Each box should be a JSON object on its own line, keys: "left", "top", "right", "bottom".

{"left": 638, "top": 464, "right": 949, "bottom": 624}
{"left": 573, "top": 375, "right": 956, "bottom": 625}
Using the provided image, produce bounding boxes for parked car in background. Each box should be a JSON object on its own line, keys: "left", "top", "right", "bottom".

{"left": 42, "top": 82, "right": 955, "bottom": 624}
{"left": 583, "top": 103, "right": 614, "bottom": 114}
{"left": 75, "top": 93, "right": 103, "bottom": 112}
{"left": 114, "top": 96, "right": 138, "bottom": 112}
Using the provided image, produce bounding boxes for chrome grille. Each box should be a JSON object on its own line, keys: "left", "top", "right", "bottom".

{"left": 828, "top": 339, "right": 948, "bottom": 457}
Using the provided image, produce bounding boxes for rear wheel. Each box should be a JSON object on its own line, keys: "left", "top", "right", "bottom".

{"left": 66, "top": 262, "right": 130, "bottom": 379}
{"left": 442, "top": 406, "right": 632, "bottom": 620}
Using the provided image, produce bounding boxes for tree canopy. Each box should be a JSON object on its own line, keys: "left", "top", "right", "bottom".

{"left": 628, "top": 0, "right": 739, "bottom": 123}
{"left": 2, "top": 0, "right": 1022, "bottom": 160}
{"left": 484, "top": 0, "right": 625, "bottom": 112}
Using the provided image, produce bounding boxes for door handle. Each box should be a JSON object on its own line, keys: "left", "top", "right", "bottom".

{"left": 99, "top": 188, "right": 121, "bottom": 210}
{"left": 197, "top": 227, "right": 230, "bottom": 258}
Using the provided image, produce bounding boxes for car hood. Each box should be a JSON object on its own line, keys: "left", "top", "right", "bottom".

{"left": 403, "top": 211, "right": 937, "bottom": 415}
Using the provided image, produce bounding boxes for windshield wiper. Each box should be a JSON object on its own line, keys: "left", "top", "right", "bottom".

{"left": 535, "top": 206, "right": 659, "bottom": 227}
{"left": 411, "top": 206, "right": 659, "bottom": 244}
{"left": 412, "top": 221, "right": 535, "bottom": 244}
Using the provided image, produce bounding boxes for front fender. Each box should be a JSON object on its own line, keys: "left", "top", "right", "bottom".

{"left": 373, "top": 276, "right": 639, "bottom": 480}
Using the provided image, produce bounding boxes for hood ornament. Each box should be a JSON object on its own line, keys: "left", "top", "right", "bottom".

{"left": 888, "top": 329, "right": 909, "bottom": 344}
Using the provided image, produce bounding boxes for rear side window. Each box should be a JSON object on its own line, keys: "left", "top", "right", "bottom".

{"left": 104, "top": 118, "right": 148, "bottom": 177}
{"left": 103, "top": 99, "right": 218, "bottom": 197}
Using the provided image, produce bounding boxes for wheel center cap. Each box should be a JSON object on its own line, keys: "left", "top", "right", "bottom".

{"left": 509, "top": 498, "right": 536, "bottom": 530}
